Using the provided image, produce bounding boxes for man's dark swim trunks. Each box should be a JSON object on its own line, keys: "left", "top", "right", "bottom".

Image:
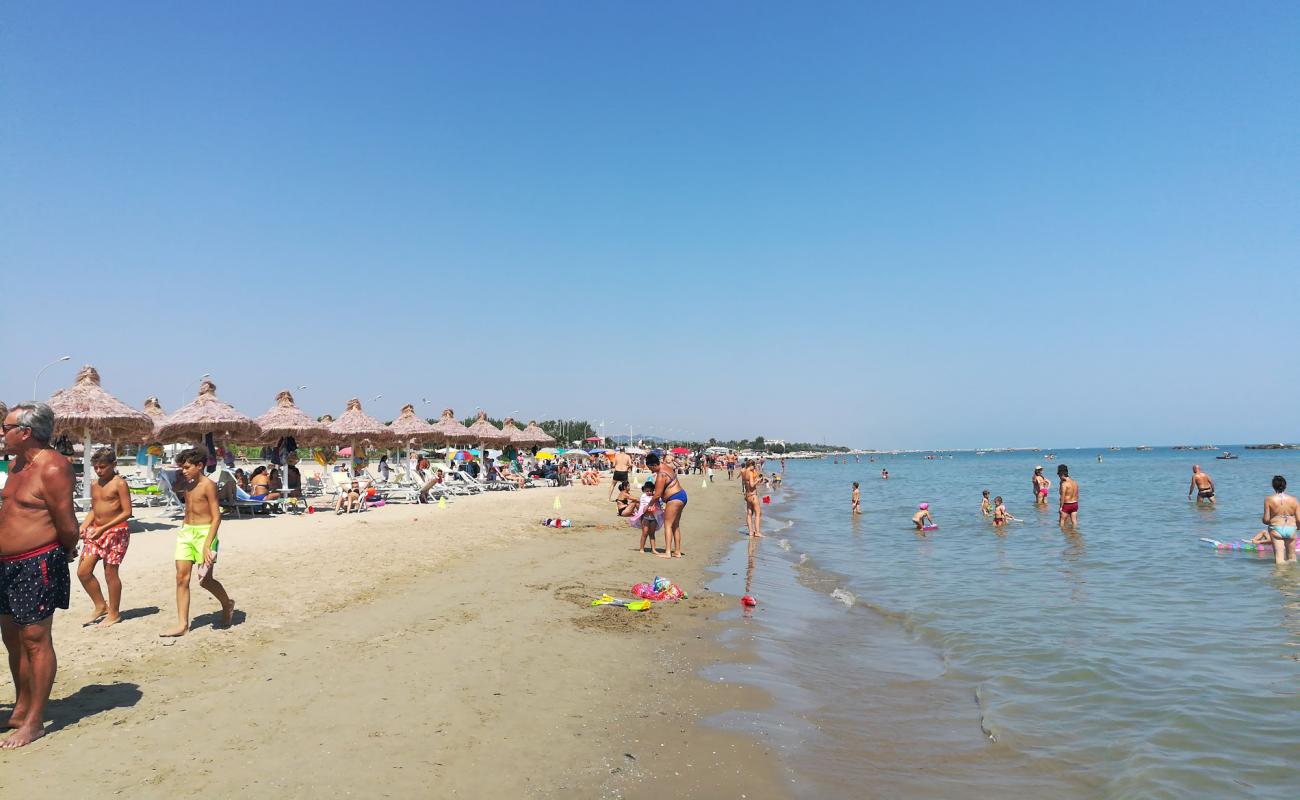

{"left": 1198, "top": 489, "right": 1215, "bottom": 499}
{"left": 0, "top": 543, "right": 71, "bottom": 625}
{"left": 613, "top": 470, "right": 629, "bottom": 484}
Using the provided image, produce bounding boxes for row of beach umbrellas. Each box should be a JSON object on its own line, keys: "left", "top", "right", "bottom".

{"left": 43, "top": 365, "right": 557, "bottom": 497}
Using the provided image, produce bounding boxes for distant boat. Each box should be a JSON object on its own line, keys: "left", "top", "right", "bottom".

{"left": 1136, "top": 445, "right": 1153, "bottom": 451}
{"left": 1215, "top": 451, "right": 1239, "bottom": 460}
{"left": 1108, "top": 447, "right": 1121, "bottom": 451}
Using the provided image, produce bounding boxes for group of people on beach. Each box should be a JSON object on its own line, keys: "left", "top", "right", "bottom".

{"left": 608, "top": 448, "right": 689, "bottom": 559}
{"left": 0, "top": 401, "right": 234, "bottom": 749}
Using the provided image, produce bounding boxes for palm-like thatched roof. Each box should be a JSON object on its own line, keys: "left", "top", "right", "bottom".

{"left": 47, "top": 365, "right": 154, "bottom": 441}
{"left": 255, "top": 390, "right": 331, "bottom": 445}
{"left": 466, "top": 410, "right": 510, "bottom": 447}
{"left": 328, "top": 398, "right": 396, "bottom": 445}
{"left": 389, "top": 403, "right": 443, "bottom": 444}
{"left": 158, "top": 379, "right": 261, "bottom": 443}
{"left": 519, "top": 420, "right": 556, "bottom": 447}
{"left": 430, "top": 408, "right": 474, "bottom": 445}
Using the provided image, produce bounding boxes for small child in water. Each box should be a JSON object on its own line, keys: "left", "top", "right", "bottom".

{"left": 980, "top": 490, "right": 992, "bottom": 517}
{"left": 913, "top": 503, "right": 934, "bottom": 530}
{"left": 851, "top": 482, "right": 861, "bottom": 515}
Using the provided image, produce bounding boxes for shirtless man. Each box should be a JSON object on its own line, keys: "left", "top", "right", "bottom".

{"left": 161, "top": 448, "right": 234, "bottom": 637}
{"left": 851, "top": 482, "right": 861, "bottom": 515}
{"left": 609, "top": 448, "right": 632, "bottom": 501}
{"left": 78, "top": 448, "right": 133, "bottom": 626}
{"left": 646, "top": 452, "right": 687, "bottom": 558}
{"left": 0, "top": 402, "right": 78, "bottom": 748}
{"left": 1032, "top": 466, "right": 1050, "bottom": 506}
{"left": 1057, "top": 464, "right": 1079, "bottom": 528}
{"left": 1262, "top": 475, "right": 1298, "bottom": 565}
{"left": 741, "top": 459, "right": 763, "bottom": 537}
{"left": 1188, "top": 465, "right": 1215, "bottom": 505}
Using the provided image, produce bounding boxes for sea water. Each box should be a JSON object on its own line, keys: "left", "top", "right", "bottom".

{"left": 702, "top": 449, "right": 1299, "bottom": 799}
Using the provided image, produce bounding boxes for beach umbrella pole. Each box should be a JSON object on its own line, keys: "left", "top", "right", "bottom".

{"left": 82, "top": 429, "right": 94, "bottom": 500}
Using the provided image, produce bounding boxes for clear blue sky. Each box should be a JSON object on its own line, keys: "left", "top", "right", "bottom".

{"left": 3, "top": 2, "right": 1296, "bottom": 449}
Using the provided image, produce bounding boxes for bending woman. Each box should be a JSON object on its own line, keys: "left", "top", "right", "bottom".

{"left": 647, "top": 452, "right": 687, "bottom": 558}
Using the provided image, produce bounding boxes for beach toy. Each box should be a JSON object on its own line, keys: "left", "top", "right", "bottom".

{"left": 542, "top": 518, "right": 572, "bottom": 528}
{"left": 741, "top": 595, "right": 757, "bottom": 607}
{"left": 1199, "top": 537, "right": 1274, "bottom": 553}
{"left": 763, "top": 495, "right": 771, "bottom": 504}
{"left": 923, "top": 524, "right": 938, "bottom": 531}
{"left": 307, "top": 506, "right": 315, "bottom": 514}
{"left": 591, "top": 594, "right": 651, "bottom": 611}
{"left": 437, "top": 497, "right": 447, "bottom": 509}
{"left": 553, "top": 496, "right": 562, "bottom": 510}
{"left": 368, "top": 499, "right": 386, "bottom": 508}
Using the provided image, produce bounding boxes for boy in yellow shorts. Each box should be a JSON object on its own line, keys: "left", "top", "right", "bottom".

{"left": 161, "top": 447, "right": 234, "bottom": 637}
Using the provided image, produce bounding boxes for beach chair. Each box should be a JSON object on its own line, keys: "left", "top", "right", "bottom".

{"left": 156, "top": 469, "right": 185, "bottom": 518}
{"left": 224, "top": 485, "right": 281, "bottom": 517}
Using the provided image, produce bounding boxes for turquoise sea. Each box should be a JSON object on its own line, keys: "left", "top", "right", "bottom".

{"left": 703, "top": 449, "right": 1299, "bottom": 799}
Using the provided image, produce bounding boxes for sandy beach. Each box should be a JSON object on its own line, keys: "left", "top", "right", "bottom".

{"left": 0, "top": 473, "right": 787, "bottom": 798}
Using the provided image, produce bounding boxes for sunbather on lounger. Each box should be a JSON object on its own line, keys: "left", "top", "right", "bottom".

{"left": 335, "top": 480, "right": 362, "bottom": 514}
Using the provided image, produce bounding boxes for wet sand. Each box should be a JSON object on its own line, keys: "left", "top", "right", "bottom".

{"left": 0, "top": 475, "right": 787, "bottom": 797}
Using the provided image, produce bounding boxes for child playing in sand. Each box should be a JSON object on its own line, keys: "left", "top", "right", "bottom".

{"left": 77, "top": 448, "right": 133, "bottom": 626}
{"left": 161, "top": 447, "right": 234, "bottom": 637}
{"left": 912, "top": 503, "right": 934, "bottom": 530}
{"left": 852, "top": 482, "right": 861, "bottom": 514}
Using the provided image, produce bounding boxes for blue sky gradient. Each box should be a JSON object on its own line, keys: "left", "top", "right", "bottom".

{"left": 3, "top": 2, "right": 1297, "bottom": 448}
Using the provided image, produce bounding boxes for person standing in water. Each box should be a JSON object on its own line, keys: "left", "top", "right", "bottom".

{"left": 1189, "top": 465, "right": 1215, "bottom": 505}
{"left": 1058, "top": 464, "right": 1079, "bottom": 528}
{"left": 1032, "top": 466, "right": 1050, "bottom": 506}
{"left": 851, "top": 482, "right": 861, "bottom": 515}
{"left": 741, "top": 459, "right": 763, "bottom": 537}
{"left": 980, "top": 489, "right": 993, "bottom": 517}
{"left": 1262, "top": 475, "right": 1298, "bottom": 565}
{"left": 881, "top": 468, "right": 889, "bottom": 480}
{"left": 912, "top": 503, "right": 934, "bottom": 530}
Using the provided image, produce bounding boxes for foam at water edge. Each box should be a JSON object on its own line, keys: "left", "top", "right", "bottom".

{"left": 777, "top": 538, "right": 792, "bottom": 551}
{"left": 798, "top": 553, "right": 809, "bottom": 564}
{"left": 830, "top": 588, "right": 856, "bottom": 607}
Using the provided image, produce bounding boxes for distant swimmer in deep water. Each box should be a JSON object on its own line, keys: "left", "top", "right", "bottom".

{"left": 881, "top": 468, "right": 889, "bottom": 480}
{"left": 1262, "top": 475, "right": 1298, "bottom": 565}
{"left": 1032, "top": 466, "right": 1050, "bottom": 506}
{"left": 912, "top": 503, "right": 934, "bottom": 531}
{"left": 980, "top": 489, "right": 992, "bottom": 518}
{"left": 1189, "top": 465, "right": 1216, "bottom": 505}
{"left": 1058, "top": 464, "right": 1078, "bottom": 528}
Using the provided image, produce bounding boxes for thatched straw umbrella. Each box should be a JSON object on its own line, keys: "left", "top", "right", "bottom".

{"left": 466, "top": 411, "right": 510, "bottom": 472}
{"left": 158, "top": 380, "right": 261, "bottom": 474}
{"left": 520, "top": 420, "right": 556, "bottom": 447}
{"left": 140, "top": 397, "right": 167, "bottom": 480}
{"left": 501, "top": 417, "right": 531, "bottom": 447}
{"left": 388, "top": 404, "right": 442, "bottom": 469}
{"left": 48, "top": 365, "right": 155, "bottom": 499}
{"left": 430, "top": 408, "right": 474, "bottom": 448}
{"left": 328, "top": 398, "right": 396, "bottom": 476}
{"left": 256, "top": 390, "right": 330, "bottom": 447}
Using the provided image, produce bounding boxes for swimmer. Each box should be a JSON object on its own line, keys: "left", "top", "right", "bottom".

{"left": 881, "top": 468, "right": 889, "bottom": 480}
{"left": 992, "top": 496, "right": 1019, "bottom": 527}
{"left": 851, "top": 482, "right": 860, "bottom": 515}
{"left": 912, "top": 502, "right": 934, "bottom": 531}
{"left": 980, "top": 489, "right": 992, "bottom": 517}
{"left": 1189, "top": 465, "right": 1215, "bottom": 505}
{"left": 1262, "top": 475, "right": 1298, "bottom": 565}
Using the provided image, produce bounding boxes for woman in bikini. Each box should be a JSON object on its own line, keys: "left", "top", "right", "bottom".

{"left": 1263, "top": 475, "right": 1299, "bottom": 565}
{"left": 1032, "top": 466, "right": 1050, "bottom": 506}
{"left": 612, "top": 481, "right": 635, "bottom": 517}
{"left": 647, "top": 452, "right": 687, "bottom": 558}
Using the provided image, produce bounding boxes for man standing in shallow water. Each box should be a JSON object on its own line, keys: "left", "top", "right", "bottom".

{"left": 1058, "top": 464, "right": 1079, "bottom": 528}
{"left": 0, "top": 402, "right": 79, "bottom": 749}
{"left": 1189, "top": 465, "right": 1215, "bottom": 505}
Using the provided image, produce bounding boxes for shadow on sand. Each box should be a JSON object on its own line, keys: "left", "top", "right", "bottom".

{"left": 1, "top": 682, "right": 144, "bottom": 739}
{"left": 190, "top": 608, "right": 248, "bottom": 630}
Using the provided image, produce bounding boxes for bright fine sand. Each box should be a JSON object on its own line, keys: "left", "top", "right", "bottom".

{"left": 1, "top": 476, "right": 785, "bottom": 798}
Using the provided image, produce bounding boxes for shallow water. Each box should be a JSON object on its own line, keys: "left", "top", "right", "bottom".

{"left": 703, "top": 449, "right": 1300, "bottom": 799}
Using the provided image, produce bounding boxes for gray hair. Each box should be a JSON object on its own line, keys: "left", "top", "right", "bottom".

{"left": 11, "top": 401, "right": 55, "bottom": 444}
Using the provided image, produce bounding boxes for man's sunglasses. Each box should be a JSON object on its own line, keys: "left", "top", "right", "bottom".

{"left": 1, "top": 423, "right": 29, "bottom": 434}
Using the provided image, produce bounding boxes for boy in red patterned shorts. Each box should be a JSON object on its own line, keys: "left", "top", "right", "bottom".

{"left": 77, "top": 448, "right": 133, "bottom": 627}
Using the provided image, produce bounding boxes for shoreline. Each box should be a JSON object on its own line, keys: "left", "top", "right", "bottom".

{"left": 0, "top": 475, "right": 790, "bottom": 796}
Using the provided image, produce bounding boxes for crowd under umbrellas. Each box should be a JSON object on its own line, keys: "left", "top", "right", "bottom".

{"left": 36, "top": 374, "right": 571, "bottom": 486}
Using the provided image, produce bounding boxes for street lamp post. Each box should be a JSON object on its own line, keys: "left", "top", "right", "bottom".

{"left": 32, "top": 355, "right": 71, "bottom": 400}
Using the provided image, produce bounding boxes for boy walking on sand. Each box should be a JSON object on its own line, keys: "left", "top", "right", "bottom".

{"left": 161, "top": 448, "right": 234, "bottom": 637}
{"left": 77, "top": 448, "right": 133, "bottom": 626}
